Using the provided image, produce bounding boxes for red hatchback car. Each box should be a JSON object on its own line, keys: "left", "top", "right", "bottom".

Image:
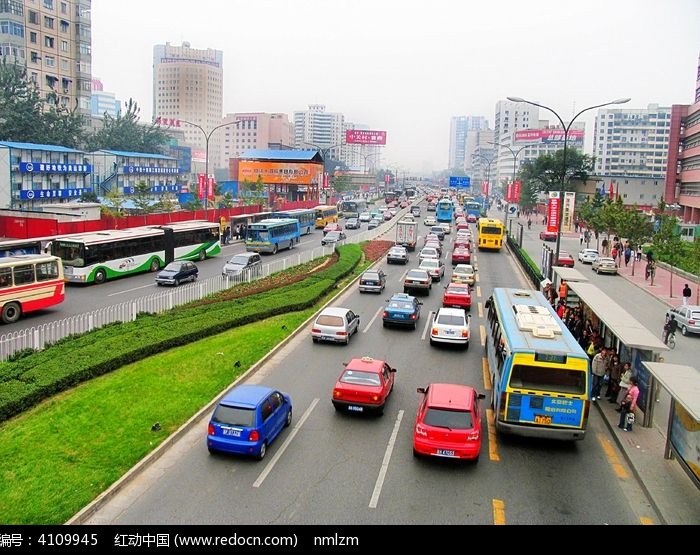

{"left": 539, "top": 230, "right": 557, "bottom": 242}
{"left": 413, "top": 383, "right": 485, "bottom": 461}
{"left": 442, "top": 282, "right": 472, "bottom": 311}
{"left": 451, "top": 247, "right": 471, "bottom": 265}
{"left": 554, "top": 251, "right": 575, "bottom": 268}
{"left": 332, "top": 357, "right": 396, "bottom": 415}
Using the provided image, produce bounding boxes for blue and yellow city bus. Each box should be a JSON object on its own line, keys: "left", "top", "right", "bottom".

{"left": 271, "top": 209, "right": 316, "bottom": 235}
{"left": 245, "top": 218, "right": 301, "bottom": 254}
{"left": 435, "top": 198, "right": 454, "bottom": 223}
{"left": 484, "top": 288, "right": 590, "bottom": 440}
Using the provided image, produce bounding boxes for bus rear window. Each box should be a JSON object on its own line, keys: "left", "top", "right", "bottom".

{"left": 481, "top": 226, "right": 502, "bottom": 235}
{"left": 508, "top": 364, "right": 586, "bottom": 395}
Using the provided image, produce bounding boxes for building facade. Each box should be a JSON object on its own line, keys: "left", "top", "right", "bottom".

{"left": 665, "top": 54, "right": 700, "bottom": 224}
{"left": 341, "top": 122, "right": 381, "bottom": 174}
{"left": 581, "top": 175, "right": 666, "bottom": 211}
{"left": 90, "top": 77, "right": 120, "bottom": 118}
{"left": 0, "top": 0, "right": 92, "bottom": 114}
{"left": 293, "top": 104, "right": 344, "bottom": 162}
{"left": 493, "top": 100, "right": 539, "bottom": 184}
{"left": 449, "top": 116, "right": 489, "bottom": 171}
{"left": 593, "top": 104, "right": 672, "bottom": 178}
{"left": 153, "top": 42, "right": 223, "bottom": 171}
{"left": 219, "top": 112, "right": 293, "bottom": 163}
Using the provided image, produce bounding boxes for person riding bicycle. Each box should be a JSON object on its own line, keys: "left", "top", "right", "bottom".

{"left": 663, "top": 314, "right": 678, "bottom": 344}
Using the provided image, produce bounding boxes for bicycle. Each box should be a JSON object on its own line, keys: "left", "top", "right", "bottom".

{"left": 663, "top": 330, "right": 676, "bottom": 349}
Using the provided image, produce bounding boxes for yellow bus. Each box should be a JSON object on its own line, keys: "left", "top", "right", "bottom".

{"left": 314, "top": 205, "right": 339, "bottom": 229}
{"left": 477, "top": 217, "right": 504, "bottom": 251}
{"left": 485, "top": 288, "right": 590, "bottom": 440}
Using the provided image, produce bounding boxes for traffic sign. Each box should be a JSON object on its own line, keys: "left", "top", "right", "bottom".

{"left": 508, "top": 205, "right": 518, "bottom": 214}
{"left": 449, "top": 176, "right": 471, "bottom": 188}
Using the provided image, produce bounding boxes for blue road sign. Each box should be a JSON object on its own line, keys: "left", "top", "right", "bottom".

{"left": 449, "top": 176, "right": 471, "bottom": 188}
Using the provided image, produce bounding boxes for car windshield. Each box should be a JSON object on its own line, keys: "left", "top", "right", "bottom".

{"left": 407, "top": 270, "right": 428, "bottom": 279}
{"left": 436, "top": 313, "right": 466, "bottom": 326}
{"left": 211, "top": 404, "right": 255, "bottom": 427}
{"left": 340, "top": 369, "right": 381, "bottom": 386}
{"left": 326, "top": 232, "right": 341, "bottom": 239}
{"left": 388, "top": 301, "right": 414, "bottom": 310}
{"left": 423, "top": 407, "right": 472, "bottom": 430}
{"left": 228, "top": 255, "right": 251, "bottom": 266}
{"left": 363, "top": 272, "right": 380, "bottom": 280}
{"left": 389, "top": 248, "right": 405, "bottom": 255}
{"left": 447, "top": 286, "right": 469, "bottom": 295}
{"left": 316, "top": 315, "right": 344, "bottom": 326}
{"left": 421, "top": 260, "right": 438, "bottom": 268}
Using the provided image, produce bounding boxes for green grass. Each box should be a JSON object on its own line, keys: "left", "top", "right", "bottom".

{"left": 0, "top": 247, "right": 372, "bottom": 525}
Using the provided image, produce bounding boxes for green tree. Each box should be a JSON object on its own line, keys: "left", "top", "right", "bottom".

{"left": 332, "top": 174, "right": 352, "bottom": 195}
{"left": 218, "top": 192, "right": 235, "bottom": 208}
{"left": 519, "top": 149, "right": 595, "bottom": 196}
{"left": 652, "top": 213, "right": 684, "bottom": 292}
{"left": 154, "top": 192, "right": 178, "bottom": 213}
{"left": 41, "top": 91, "right": 86, "bottom": 148}
{"left": 183, "top": 197, "right": 203, "bottom": 211}
{"left": 518, "top": 179, "right": 539, "bottom": 210}
{"left": 102, "top": 188, "right": 126, "bottom": 218}
{"left": 576, "top": 191, "right": 607, "bottom": 249}
{"left": 86, "top": 99, "right": 169, "bottom": 154}
{"left": 80, "top": 190, "right": 99, "bottom": 203}
{"left": 617, "top": 205, "right": 653, "bottom": 276}
{"left": 131, "top": 181, "right": 154, "bottom": 214}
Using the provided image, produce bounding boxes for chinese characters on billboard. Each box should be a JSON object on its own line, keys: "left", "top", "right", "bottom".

{"left": 237, "top": 161, "right": 322, "bottom": 185}
{"left": 345, "top": 130, "right": 387, "bottom": 145}
{"left": 547, "top": 192, "right": 561, "bottom": 233}
{"left": 514, "top": 129, "right": 584, "bottom": 146}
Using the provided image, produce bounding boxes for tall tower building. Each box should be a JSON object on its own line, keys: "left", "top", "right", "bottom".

{"left": 448, "top": 116, "right": 489, "bottom": 171}
{"left": 219, "top": 112, "right": 293, "bottom": 163}
{"left": 91, "top": 78, "right": 120, "bottom": 118}
{"left": 0, "top": 0, "right": 92, "bottom": 115}
{"left": 593, "top": 103, "right": 672, "bottom": 179}
{"left": 493, "top": 100, "right": 539, "bottom": 184}
{"left": 153, "top": 41, "right": 223, "bottom": 170}
{"left": 293, "top": 104, "right": 344, "bottom": 161}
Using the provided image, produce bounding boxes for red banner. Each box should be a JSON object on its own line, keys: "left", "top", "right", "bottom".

{"left": 384, "top": 173, "right": 390, "bottom": 184}
{"left": 506, "top": 183, "right": 513, "bottom": 203}
{"left": 197, "top": 174, "right": 206, "bottom": 199}
{"left": 547, "top": 192, "right": 560, "bottom": 233}
{"left": 208, "top": 177, "right": 215, "bottom": 199}
{"left": 513, "top": 180, "right": 521, "bottom": 203}
{"left": 323, "top": 172, "right": 329, "bottom": 189}
{"left": 345, "top": 129, "right": 387, "bottom": 145}
{"left": 482, "top": 181, "right": 489, "bottom": 196}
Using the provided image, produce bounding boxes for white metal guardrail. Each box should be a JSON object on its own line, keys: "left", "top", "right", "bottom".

{"left": 0, "top": 211, "right": 404, "bottom": 362}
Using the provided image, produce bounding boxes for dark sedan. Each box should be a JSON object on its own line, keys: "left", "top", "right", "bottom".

{"left": 155, "top": 261, "right": 198, "bottom": 286}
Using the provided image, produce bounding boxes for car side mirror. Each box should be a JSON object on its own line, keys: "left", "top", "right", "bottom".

{"left": 416, "top": 387, "right": 426, "bottom": 394}
{"left": 342, "top": 362, "right": 348, "bottom": 367}
{"left": 390, "top": 368, "right": 396, "bottom": 373}
{"left": 477, "top": 393, "right": 486, "bottom": 400}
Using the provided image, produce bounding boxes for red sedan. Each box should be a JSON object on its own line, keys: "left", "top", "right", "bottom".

{"left": 554, "top": 251, "right": 575, "bottom": 268}
{"left": 451, "top": 246, "right": 471, "bottom": 265}
{"left": 413, "top": 383, "right": 485, "bottom": 461}
{"left": 323, "top": 222, "right": 343, "bottom": 235}
{"left": 442, "top": 282, "right": 471, "bottom": 311}
{"left": 332, "top": 357, "right": 396, "bottom": 415}
{"left": 539, "top": 230, "right": 557, "bottom": 242}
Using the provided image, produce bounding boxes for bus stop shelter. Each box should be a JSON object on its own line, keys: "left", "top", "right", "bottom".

{"left": 567, "top": 281, "right": 668, "bottom": 428}
{"left": 642, "top": 362, "right": 700, "bottom": 489}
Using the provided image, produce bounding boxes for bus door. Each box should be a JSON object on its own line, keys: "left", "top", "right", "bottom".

{"left": 163, "top": 228, "right": 175, "bottom": 264}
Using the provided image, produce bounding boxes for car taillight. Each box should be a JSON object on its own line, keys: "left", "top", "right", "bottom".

{"left": 311, "top": 328, "right": 321, "bottom": 334}
{"left": 249, "top": 430, "right": 260, "bottom": 442}
{"left": 462, "top": 329, "right": 469, "bottom": 338}
{"left": 371, "top": 395, "right": 379, "bottom": 401}
{"left": 410, "top": 313, "right": 417, "bottom": 320}
{"left": 337, "top": 331, "right": 347, "bottom": 336}
{"left": 467, "top": 431, "right": 480, "bottom": 441}
{"left": 207, "top": 423, "right": 215, "bottom": 436}
{"left": 415, "top": 424, "right": 428, "bottom": 437}
{"left": 689, "top": 320, "right": 696, "bottom": 325}
{"left": 333, "top": 389, "right": 342, "bottom": 398}
{"left": 383, "top": 311, "right": 389, "bottom": 318}
{"left": 431, "top": 327, "right": 438, "bottom": 335}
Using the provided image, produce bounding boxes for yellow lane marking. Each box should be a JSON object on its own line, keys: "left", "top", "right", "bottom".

{"left": 476, "top": 285, "right": 482, "bottom": 298}
{"left": 480, "top": 324, "right": 486, "bottom": 346}
{"left": 478, "top": 302, "right": 483, "bottom": 319}
{"left": 486, "top": 409, "right": 500, "bottom": 462}
{"left": 597, "top": 433, "right": 629, "bottom": 479}
{"left": 492, "top": 499, "right": 506, "bottom": 525}
{"left": 639, "top": 516, "right": 655, "bottom": 525}
{"left": 482, "top": 357, "right": 492, "bottom": 390}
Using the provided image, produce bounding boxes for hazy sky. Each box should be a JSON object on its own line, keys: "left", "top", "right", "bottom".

{"left": 92, "top": 0, "right": 700, "bottom": 173}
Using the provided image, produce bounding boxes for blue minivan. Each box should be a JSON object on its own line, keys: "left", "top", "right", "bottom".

{"left": 207, "top": 385, "right": 292, "bottom": 460}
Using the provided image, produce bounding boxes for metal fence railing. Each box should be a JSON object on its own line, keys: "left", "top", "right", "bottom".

{"left": 0, "top": 209, "right": 406, "bottom": 362}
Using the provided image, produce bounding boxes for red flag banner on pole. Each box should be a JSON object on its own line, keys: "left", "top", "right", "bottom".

{"left": 609, "top": 181, "right": 615, "bottom": 199}
{"left": 547, "top": 192, "right": 560, "bottom": 233}
{"left": 513, "top": 180, "right": 521, "bottom": 203}
{"left": 208, "top": 177, "right": 215, "bottom": 199}
{"left": 197, "top": 174, "right": 206, "bottom": 199}
{"left": 506, "top": 183, "right": 513, "bottom": 203}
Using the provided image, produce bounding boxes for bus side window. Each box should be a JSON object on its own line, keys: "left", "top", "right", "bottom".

{"left": 0, "top": 268, "right": 11, "bottom": 287}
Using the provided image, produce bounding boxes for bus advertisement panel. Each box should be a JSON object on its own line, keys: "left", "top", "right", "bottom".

{"left": 485, "top": 288, "right": 590, "bottom": 441}
{"left": 0, "top": 254, "right": 65, "bottom": 323}
{"left": 245, "top": 219, "right": 301, "bottom": 254}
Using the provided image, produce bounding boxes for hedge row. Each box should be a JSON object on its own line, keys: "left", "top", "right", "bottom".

{"left": 0, "top": 244, "right": 362, "bottom": 422}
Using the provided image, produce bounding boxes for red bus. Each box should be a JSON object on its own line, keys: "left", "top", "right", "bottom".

{"left": 0, "top": 254, "right": 65, "bottom": 324}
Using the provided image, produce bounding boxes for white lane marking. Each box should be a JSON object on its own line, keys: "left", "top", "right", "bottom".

{"left": 108, "top": 284, "right": 156, "bottom": 297}
{"left": 364, "top": 306, "right": 384, "bottom": 333}
{"left": 369, "top": 409, "right": 404, "bottom": 509}
{"left": 253, "top": 398, "right": 319, "bottom": 488}
{"left": 421, "top": 311, "right": 434, "bottom": 341}
{"left": 398, "top": 269, "right": 408, "bottom": 284}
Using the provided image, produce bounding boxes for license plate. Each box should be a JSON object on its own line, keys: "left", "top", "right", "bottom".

{"left": 435, "top": 449, "right": 456, "bottom": 457}
{"left": 222, "top": 428, "right": 242, "bottom": 437}
{"left": 365, "top": 281, "right": 376, "bottom": 285}
{"left": 534, "top": 415, "right": 552, "bottom": 425}
{"left": 348, "top": 405, "right": 364, "bottom": 412}
{"left": 322, "top": 336, "right": 333, "bottom": 341}
{"left": 445, "top": 329, "right": 455, "bottom": 335}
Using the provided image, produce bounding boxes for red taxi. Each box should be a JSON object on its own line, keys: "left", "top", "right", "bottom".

{"left": 413, "top": 383, "right": 484, "bottom": 461}
{"left": 442, "top": 282, "right": 472, "bottom": 311}
{"left": 451, "top": 247, "right": 471, "bottom": 265}
{"left": 332, "top": 357, "right": 396, "bottom": 415}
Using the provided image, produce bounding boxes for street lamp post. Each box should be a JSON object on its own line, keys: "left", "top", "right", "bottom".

{"left": 489, "top": 141, "right": 530, "bottom": 227}
{"left": 507, "top": 96, "right": 631, "bottom": 279}
{"left": 180, "top": 119, "right": 237, "bottom": 220}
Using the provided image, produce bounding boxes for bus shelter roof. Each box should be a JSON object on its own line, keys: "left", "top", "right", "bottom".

{"left": 567, "top": 282, "right": 668, "bottom": 351}
{"left": 553, "top": 267, "right": 590, "bottom": 283}
{"left": 642, "top": 363, "right": 700, "bottom": 421}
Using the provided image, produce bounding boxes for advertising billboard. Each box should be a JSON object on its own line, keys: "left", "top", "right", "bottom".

{"left": 514, "top": 129, "right": 584, "bottom": 145}
{"left": 345, "top": 130, "right": 387, "bottom": 145}
{"left": 237, "top": 161, "right": 322, "bottom": 185}
{"left": 547, "top": 192, "right": 561, "bottom": 233}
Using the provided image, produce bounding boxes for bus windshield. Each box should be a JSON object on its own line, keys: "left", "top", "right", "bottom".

{"left": 52, "top": 241, "right": 85, "bottom": 267}
{"left": 508, "top": 364, "right": 587, "bottom": 395}
{"left": 248, "top": 229, "right": 269, "bottom": 242}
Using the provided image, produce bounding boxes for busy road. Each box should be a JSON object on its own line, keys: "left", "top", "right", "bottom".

{"left": 86, "top": 205, "right": 654, "bottom": 525}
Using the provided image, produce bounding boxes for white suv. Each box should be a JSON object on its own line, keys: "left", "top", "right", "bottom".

{"left": 430, "top": 308, "right": 470, "bottom": 348}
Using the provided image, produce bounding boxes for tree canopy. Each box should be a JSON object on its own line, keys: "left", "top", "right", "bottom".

{"left": 519, "top": 149, "right": 595, "bottom": 196}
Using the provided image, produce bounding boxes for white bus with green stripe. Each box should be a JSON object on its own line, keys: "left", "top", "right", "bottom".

{"left": 50, "top": 221, "right": 221, "bottom": 284}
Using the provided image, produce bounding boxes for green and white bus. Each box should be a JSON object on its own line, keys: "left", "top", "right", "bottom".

{"left": 50, "top": 220, "right": 221, "bottom": 284}
{"left": 245, "top": 218, "right": 301, "bottom": 254}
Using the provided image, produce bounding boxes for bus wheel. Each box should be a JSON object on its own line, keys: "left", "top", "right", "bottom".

{"left": 198, "top": 250, "right": 206, "bottom": 261}
{"left": 1, "top": 302, "right": 21, "bottom": 324}
{"left": 94, "top": 269, "right": 107, "bottom": 284}
{"left": 149, "top": 259, "right": 160, "bottom": 272}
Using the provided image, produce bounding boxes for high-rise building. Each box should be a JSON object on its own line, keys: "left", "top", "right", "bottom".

{"left": 593, "top": 103, "right": 672, "bottom": 179}
{"left": 153, "top": 41, "right": 223, "bottom": 171}
{"left": 0, "top": 0, "right": 92, "bottom": 115}
{"left": 448, "top": 116, "right": 488, "bottom": 171}
{"left": 341, "top": 122, "right": 381, "bottom": 174}
{"left": 493, "top": 100, "right": 539, "bottom": 184}
{"left": 468, "top": 133, "right": 495, "bottom": 186}
{"left": 293, "top": 105, "right": 344, "bottom": 161}
{"left": 90, "top": 78, "right": 120, "bottom": 118}
{"left": 665, "top": 53, "right": 700, "bottom": 225}
{"left": 219, "top": 112, "right": 293, "bottom": 163}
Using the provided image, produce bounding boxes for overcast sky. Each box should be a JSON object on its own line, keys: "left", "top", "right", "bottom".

{"left": 92, "top": 0, "right": 700, "bottom": 173}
